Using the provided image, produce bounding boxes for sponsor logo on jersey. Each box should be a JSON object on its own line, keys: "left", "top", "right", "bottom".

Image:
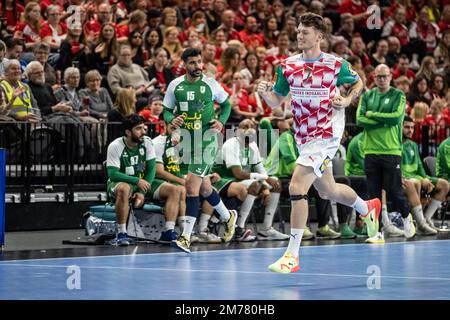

{"left": 291, "top": 87, "right": 330, "bottom": 99}
{"left": 139, "top": 148, "right": 144, "bottom": 156}
{"left": 319, "top": 156, "right": 331, "bottom": 174}
{"left": 200, "top": 86, "right": 205, "bottom": 94}
{"left": 176, "top": 85, "right": 184, "bottom": 91}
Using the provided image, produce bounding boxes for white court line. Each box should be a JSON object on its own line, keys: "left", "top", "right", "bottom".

{"left": 2, "top": 263, "right": 450, "bottom": 282}
{"left": 1, "top": 239, "right": 450, "bottom": 264}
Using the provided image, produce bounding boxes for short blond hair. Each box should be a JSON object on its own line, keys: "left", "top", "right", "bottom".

{"left": 411, "top": 102, "right": 429, "bottom": 121}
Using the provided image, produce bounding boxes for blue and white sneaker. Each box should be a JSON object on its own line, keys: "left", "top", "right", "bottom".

{"left": 159, "top": 229, "right": 179, "bottom": 243}
{"left": 116, "top": 232, "right": 131, "bottom": 246}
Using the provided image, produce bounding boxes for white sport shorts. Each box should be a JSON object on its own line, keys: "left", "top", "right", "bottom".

{"left": 295, "top": 137, "right": 340, "bottom": 178}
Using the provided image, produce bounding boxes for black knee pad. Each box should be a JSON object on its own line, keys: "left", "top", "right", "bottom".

{"left": 290, "top": 194, "right": 309, "bottom": 201}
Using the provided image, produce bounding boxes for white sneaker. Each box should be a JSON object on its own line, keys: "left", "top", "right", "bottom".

{"left": 257, "top": 227, "right": 290, "bottom": 241}
{"left": 403, "top": 214, "right": 416, "bottom": 239}
{"left": 426, "top": 218, "right": 440, "bottom": 232}
{"left": 382, "top": 223, "right": 405, "bottom": 237}
{"left": 417, "top": 222, "right": 438, "bottom": 235}
{"left": 365, "top": 232, "right": 385, "bottom": 244}
{"left": 197, "top": 231, "right": 222, "bottom": 243}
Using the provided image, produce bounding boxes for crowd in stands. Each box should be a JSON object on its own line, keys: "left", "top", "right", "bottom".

{"left": 0, "top": 0, "right": 449, "bottom": 242}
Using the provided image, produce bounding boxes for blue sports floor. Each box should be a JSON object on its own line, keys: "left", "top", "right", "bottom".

{"left": 1, "top": 239, "right": 450, "bottom": 300}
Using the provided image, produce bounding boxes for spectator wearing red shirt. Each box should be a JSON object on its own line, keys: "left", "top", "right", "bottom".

{"left": 392, "top": 54, "right": 416, "bottom": 82}
{"left": 147, "top": 48, "right": 174, "bottom": 94}
{"left": 215, "top": 10, "right": 241, "bottom": 42}
{"left": 138, "top": 94, "right": 165, "bottom": 135}
{"left": 384, "top": 0, "right": 417, "bottom": 23}
{"left": 14, "top": 2, "right": 43, "bottom": 50}
{"left": 0, "top": 0, "right": 24, "bottom": 36}
{"left": 339, "top": 0, "right": 369, "bottom": 32}
{"left": 349, "top": 35, "right": 371, "bottom": 67}
{"left": 84, "top": 3, "right": 126, "bottom": 43}
{"left": 438, "top": 5, "right": 450, "bottom": 32}
{"left": 228, "top": 71, "right": 260, "bottom": 124}
{"left": 180, "top": 11, "right": 210, "bottom": 45}
{"left": 410, "top": 101, "right": 429, "bottom": 144}
{"left": 409, "top": 7, "right": 441, "bottom": 53}
{"left": 264, "top": 31, "right": 290, "bottom": 70}
{"left": 116, "top": 9, "right": 147, "bottom": 42}
{"left": 40, "top": 5, "right": 67, "bottom": 51}
{"left": 424, "top": 99, "right": 450, "bottom": 144}
{"left": 382, "top": 7, "right": 409, "bottom": 47}
{"left": 238, "top": 16, "right": 264, "bottom": 51}
{"left": 217, "top": 46, "right": 241, "bottom": 87}
{"left": 40, "top": 0, "right": 65, "bottom": 14}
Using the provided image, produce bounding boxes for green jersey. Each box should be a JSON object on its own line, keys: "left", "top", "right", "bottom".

{"left": 163, "top": 74, "right": 229, "bottom": 133}
{"left": 356, "top": 87, "right": 406, "bottom": 156}
{"left": 153, "top": 134, "right": 186, "bottom": 178}
{"left": 401, "top": 139, "right": 430, "bottom": 181}
{"left": 106, "top": 136, "right": 156, "bottom": 184}
{"left": 264, "top": 130, "right": 298, "bottom": 178}
{"left": 436, "top": 137, "right": 450, "bottom": 183}
{"left": 345, "top": 132, "right": 365, "bottom": 176}
{"left": 213, "top": 137, "right": 263, "bottom": 179}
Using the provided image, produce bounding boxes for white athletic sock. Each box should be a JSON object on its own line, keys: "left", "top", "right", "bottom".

{"left": 263, "top": 192, "right": 280, "bottom": 230}
{"left": 381, "top": 205, "right": 390, "bottom": 225}
{"left": 177, "top": 216, "right": 187, "bottom": 231}
{"left": 214, "top": 200, "right": 230, "bottom": 221}
{"left": 424, "top": 199, "right": 442, "bottom": 219}
{"left": 285, "top": 228, "right": 304, "bottom": 257}
{"left": 237, "top": 195, "right": 257, "bottom": 228}
{"left": 351, "top": 197, "right": 369, "bottom": 216}
{"left": 412, "top": 205, "right": 425, "bottom": 225}
{"left": 181, "top": 216, "right": 197, "bottom": 238}
{"left": 198, "top": 213, "right": 211, "bottom": 232}
{"left": 164, "top": 221, "right": 175, "bottom": 231}
{"left": 118, "top": 223, "right": 127, "bottom": 234}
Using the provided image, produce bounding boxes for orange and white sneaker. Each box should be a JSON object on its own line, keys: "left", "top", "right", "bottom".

{"left": 361, "top": 198, "right": 381, "bottom": 238}
{"left": 268, "top": 252, "right": 300, "bottom": 274}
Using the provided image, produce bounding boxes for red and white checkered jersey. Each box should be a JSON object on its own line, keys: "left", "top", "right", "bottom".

{"left": 273, "top": 52, "right": 358, "bottom": 145}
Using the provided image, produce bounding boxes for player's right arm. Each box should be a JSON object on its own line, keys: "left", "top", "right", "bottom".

{"left": 257, "top": 65, "right": 289, "bottom": 109}
{"left": 162, "top": 80, "right": 184, "bottom": 128}
{"left": 106, "top": 142, "right": 140, "bottom": 185}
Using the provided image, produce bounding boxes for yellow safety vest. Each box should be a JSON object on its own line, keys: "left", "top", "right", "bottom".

{"left": 0, "top": 80, "right": 33, "bottom": 117}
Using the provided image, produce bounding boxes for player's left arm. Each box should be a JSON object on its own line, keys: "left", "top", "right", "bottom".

{"left": 211, "top": 79, "right": 232, "bottom": 131}
{"left": 332, "top": 60, "right": 364, "bottom": 109}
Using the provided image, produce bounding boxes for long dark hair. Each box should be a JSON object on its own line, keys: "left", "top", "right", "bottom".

{"left": 1, "top": 0, "right": 19, "bottom": 22}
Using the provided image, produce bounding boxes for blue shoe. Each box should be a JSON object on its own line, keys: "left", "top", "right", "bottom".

{"left": 159, "top": 229, "right": 179, "bottom": 243}
{"left": 116, "top": 232, "right": 131, "bottom": 246}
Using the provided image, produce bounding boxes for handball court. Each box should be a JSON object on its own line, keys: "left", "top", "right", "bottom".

{"left": 1, "top": 228, "right": 450, "bottom": 300}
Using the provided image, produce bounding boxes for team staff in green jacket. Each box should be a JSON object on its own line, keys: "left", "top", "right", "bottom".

{"left": 357, "top": 64, "right": 415, "bottom": 243}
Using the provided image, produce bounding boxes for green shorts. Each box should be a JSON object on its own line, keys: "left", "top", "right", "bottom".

{"left": 212, "top": 177, "right": 235, "bottom": 193}
{"left": 107, "top": 178, "right": 166, "bottom": 200}
{"left": 186, "top": 137, "right": 219, "bottom": 177}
